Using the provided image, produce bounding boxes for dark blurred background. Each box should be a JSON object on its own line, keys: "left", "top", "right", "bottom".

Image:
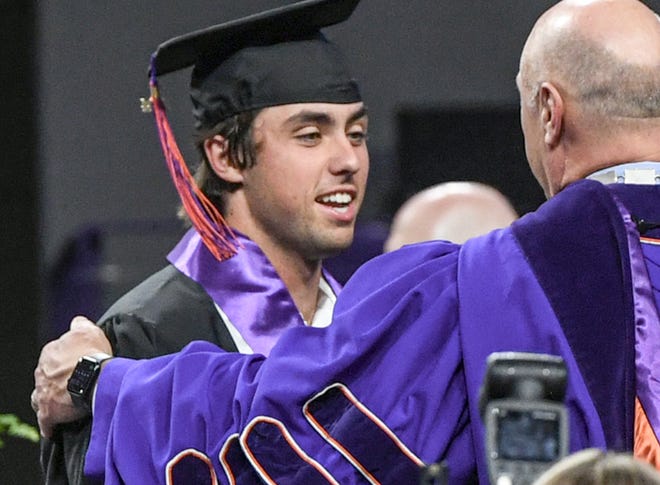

{"left": 4, "top": 1, "right": 659, "bottom": 481}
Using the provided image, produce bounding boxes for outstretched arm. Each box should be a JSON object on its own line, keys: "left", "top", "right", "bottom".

{"left": 85, "top": 341, "right": 261, "bottom": 483}
{"left": 35, "top": 242, "right": 471, "bottom": 484}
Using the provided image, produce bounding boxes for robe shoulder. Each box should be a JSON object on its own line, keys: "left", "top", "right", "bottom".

{"left": 97, "top": 264, "right": 237, "bottom": 358}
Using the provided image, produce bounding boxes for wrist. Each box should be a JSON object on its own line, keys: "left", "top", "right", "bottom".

{"left": 67, "top": 352, "right": 113, "bottom": 413}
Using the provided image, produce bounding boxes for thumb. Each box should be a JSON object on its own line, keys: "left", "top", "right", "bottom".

{"left": 70, "top": 315, "right": 96, "bottom": 331}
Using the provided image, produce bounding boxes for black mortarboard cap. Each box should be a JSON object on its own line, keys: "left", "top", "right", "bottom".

{"left": 146, "top": 0, "right": 362, "bottom": 261}
{"left": 151, "top": 0, "right": 362, "bottom": 132}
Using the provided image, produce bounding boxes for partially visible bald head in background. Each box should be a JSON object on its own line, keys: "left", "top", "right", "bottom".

{"left": 384, "top": 182, "right": 518, "bottom": 252}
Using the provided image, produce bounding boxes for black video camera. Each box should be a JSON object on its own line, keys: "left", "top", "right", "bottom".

{"left": 480, "top": 352, "right": 569, "bottom": 485}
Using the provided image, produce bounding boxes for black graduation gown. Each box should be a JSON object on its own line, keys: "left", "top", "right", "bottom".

{"left": 41, "top": 264, "right": 238, "bottom": 484}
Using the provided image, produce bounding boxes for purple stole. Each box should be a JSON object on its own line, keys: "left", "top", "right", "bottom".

{"left": 167, "top": 229, "right": 341, "bottom": 356}
{"left": 633, "top": 236, "right": 660, "bottom": 465}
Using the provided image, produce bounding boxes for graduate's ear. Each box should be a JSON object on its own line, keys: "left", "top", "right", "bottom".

{"left": 203, "top": 135, "right": 244, "bottom": 184}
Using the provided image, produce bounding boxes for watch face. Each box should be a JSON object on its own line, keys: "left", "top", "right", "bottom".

{"left": 67, "top": 356, "right": 101, "bottom": 403}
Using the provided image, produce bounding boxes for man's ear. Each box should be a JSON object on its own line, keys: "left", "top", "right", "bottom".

{"left": 203, "top": 135, "right": 244, "bottom": 184}
{"left": 539, "top": 82, "right": 564, "bottom": 148}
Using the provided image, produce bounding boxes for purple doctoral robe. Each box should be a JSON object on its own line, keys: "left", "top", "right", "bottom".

{"left": 85, "top": 180, "right": 660, "bottom": 484}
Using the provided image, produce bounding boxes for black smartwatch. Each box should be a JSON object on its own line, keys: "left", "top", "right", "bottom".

{"left": 67, "top": 353, "right": 113, "bottom": 412}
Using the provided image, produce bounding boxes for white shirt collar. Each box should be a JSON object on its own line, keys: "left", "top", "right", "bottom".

{"left": 586, "top": 161, "right": 660, "bottom": 185}
{"left": 308, "top": 276, "right": 336, "bottom": 329}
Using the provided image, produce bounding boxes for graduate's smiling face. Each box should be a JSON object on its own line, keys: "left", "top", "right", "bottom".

{"left": 236, "top": 102, "right": 369, "bottom": 261}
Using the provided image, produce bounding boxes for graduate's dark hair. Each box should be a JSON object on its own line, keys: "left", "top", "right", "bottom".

{"left": 177, "top": 109, "right": 261, "bottom": 223}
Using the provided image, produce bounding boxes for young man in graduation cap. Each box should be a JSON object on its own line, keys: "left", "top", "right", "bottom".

{"left": 39, "top": 0, "right": 368, "bottom": 483}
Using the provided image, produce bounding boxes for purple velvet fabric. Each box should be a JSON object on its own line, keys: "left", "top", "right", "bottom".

{"left": 620, "top": 184, "right": 660, "bottom": 450}
{"left": 85, "top": 180, "right": 659, "bottom": 484}
{"left": 631, "top": 235, "right": 660, "bottom": 446}
{"left": 167, "top": 229, "right": 341, "bottom": 356}
{"left": 511, "top": 181, "right": 638, "bottom": 451}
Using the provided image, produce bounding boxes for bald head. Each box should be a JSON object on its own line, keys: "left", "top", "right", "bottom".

{"left": 384, "top": 182, "right": 518, "bottom": 252}
{"left": 521, "top": 0, "right": 660, "bottom": 114}
{"left": 517, "top": 0, "right": 660, "bottom": 197}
